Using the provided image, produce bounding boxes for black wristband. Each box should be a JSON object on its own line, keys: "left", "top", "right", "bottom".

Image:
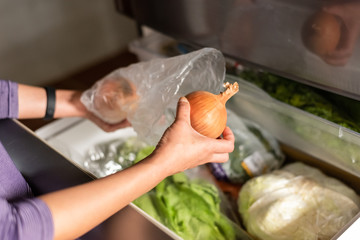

{"left": 44, "top": 86, "right": 56, "bottom": 120}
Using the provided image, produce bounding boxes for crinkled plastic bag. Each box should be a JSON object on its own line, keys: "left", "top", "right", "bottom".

{"left": 238, "top": 162, "right": 360, "bottom": 240}
{"left": 81, "top": 48, "right": 225, "bottom": 145}
{"left": 83, "top": 136, "right": 155, "bottom": 178}
{"left": 210, "top": 110, "right": 285, "bottom": 184}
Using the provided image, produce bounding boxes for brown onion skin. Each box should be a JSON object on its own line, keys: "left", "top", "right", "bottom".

{"left": 185, "top": 82, "right": 239, "bottom": 138}
{"left": 186, "top": 91, "right": 228, "bottom": 138}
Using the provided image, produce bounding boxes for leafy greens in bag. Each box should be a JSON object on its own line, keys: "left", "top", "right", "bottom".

{"left": 134, "top": 172, "right": 250, "bottom": 240}
{"left": 210, "top": 110, "right": 284, "bottom": 184}
{"left": 83, "top": 136, "right": 155, "bottom": 177}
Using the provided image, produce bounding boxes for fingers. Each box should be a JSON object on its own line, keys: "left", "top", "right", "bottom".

{"left": 110, "top": 119, "right": 132, "bottom": 129}
{"left": 222, "top": 126, "right": 235, "bottom": 143}
{"left": 208, "top": 153, "right": 230, "bottom": 163}
{"left": 210, "top": 126, "right": 235, "bottom": 153}
{"left": 321, "top": 28, "right": 358, "bottom": 66}
{"left": 175, "top": 97, "right": 191, "bottom": 123}
{"left": 205, "top": 128, "right": 234, "bottom": 164}
{"left": 322, "top": 1, "right": 350, "bottom": 17}
{"left": 323, "top": 54, "right": 349, "bottom": 66}
{"left": 190, "top": 127, "right": 234, "bottom": 166}
{"left": 90, "top": 115, "right": 131, "bottom": 132}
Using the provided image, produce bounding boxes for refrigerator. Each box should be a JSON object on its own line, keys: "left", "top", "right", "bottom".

{"left": 4, "top": 0, "right": 360, "bottom": 239}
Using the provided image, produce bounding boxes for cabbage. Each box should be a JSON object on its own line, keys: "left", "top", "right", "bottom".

{"left": 238, "top": 162, "right": 360, "bottom": 240}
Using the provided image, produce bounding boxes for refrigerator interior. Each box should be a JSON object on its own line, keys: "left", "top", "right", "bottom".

{"left": 35, "top": 73, "right": 360, "bottom": 239}
{"left": 35, "top": 1, "right": 360, "bottom": 234}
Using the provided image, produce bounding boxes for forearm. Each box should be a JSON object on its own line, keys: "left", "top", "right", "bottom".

{"left": 39, "top": 154, "right": 170, "bottom": 240}
{"left": 18, "top": 84, "right": 86, "bottom": 119}
{"left": 33, "top": 96, "right": 235, "bottom": 240}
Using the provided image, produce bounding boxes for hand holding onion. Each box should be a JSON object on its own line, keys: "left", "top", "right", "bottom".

{"left": 185, "top": 82, "right": 239, "bottom": 138}
{"left": 154, "top": 97, "right": 235, "bottom": 176}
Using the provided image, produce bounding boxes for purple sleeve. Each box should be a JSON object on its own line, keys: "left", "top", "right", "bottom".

{"left": 0, "top": 80, "right": 19, "bottom": 119}
{"left": 0, "top": 198, "right": 54, "bottom": 240}
{"left": 0, "top": 80, "right": 54, "bottom": 239}
{"left": 0, "top": 142, "right": 54, "bottom": 240}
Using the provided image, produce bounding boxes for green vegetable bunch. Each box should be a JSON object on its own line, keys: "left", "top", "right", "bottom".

{"left": 134, "top": 172, "right": 248, "bottom": 240}
{"left": 237, "top": 69, "right": 360, "bottom": 173}
{"left": 239, "top": 69, "right": 360, "bottom": 132}
{"left": 84, "top": 137, "right": 155, "bottom": 177}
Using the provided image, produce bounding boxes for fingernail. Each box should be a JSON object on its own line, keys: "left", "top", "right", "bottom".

{"left": 179, "top": 96, "right": 188, "bottom": 103}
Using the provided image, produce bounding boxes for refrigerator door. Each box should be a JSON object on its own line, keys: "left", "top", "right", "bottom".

{"left": 116, "top": 0, "right": 360, "bottom": 101}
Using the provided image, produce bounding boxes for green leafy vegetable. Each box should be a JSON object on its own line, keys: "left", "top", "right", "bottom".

{"left": 84, "top": 137, "right": 154, "bottom": 177}
{"left": 134, "top": 172, "right": 246, "bottom": 240}
{"left": 134, "top": 145, "right": 155, "bottom": 164}
{"left": 236, "top": 69, "right": 360, "bottom": 173}
{"left": 210, "top": 111, "right": 284, "bottom": 184}
{"left": 238, "top": 69, "right": 360, "bottom": 132}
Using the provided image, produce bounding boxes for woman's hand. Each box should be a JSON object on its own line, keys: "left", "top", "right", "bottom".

{"left": 321, "top": 0, "right": 360, "bottom": 66}
{"left": 150, "top": 97, "right": 235, "bottom": 176}
{"left": 17, "top": 84, "right": 131, "bottom": 132}
{"left": 40, "top": 96, "right": 235, "bottom": 240}
{"left": 84, "top": 111, "right": 131, "bottom": 132}
{"left": 72, "top": 91, "right": 132, "bottom": 132}
{"left": 80, "top": 73, "right": 139, "bottom": 124}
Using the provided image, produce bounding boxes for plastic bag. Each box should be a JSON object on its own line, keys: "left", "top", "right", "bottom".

{"left": 82, "top": 134, "right": 252, "bottom": 239}
{"left": 134, "top": 168, "right": 252, "bottom": 240}
{"left": 81, "top": 48, "right": 225, "bottom": 145}
{"left": 81, "top": 76, "right": 138, "bottom": 125}
{"left": 238, "top": 162, "right": 360, "bottom": 240}
{"left": 83, "top": 136, "right": 155, "bottom": 178}
{"left": 210, "top": 110, "right": 285, "bottom": 184}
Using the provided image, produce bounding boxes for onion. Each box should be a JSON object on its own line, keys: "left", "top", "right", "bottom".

{"left": 93, "top": 77, "right": 138, "bottom": 124}
{"left": 185, "top": 82, "right": 239, "bottom": 138}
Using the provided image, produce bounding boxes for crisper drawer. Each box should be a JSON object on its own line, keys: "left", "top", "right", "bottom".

{"left": 226, "top": 74, "right": 360, "bottom": 181}
{"left": 36, "top": 118, "right": 360, "bottom": 239}
{"left": 35, "top": 118, "right": 184, "bottom": 240}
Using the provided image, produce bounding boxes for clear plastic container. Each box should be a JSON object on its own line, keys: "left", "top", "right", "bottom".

{"left": 128, "top": 31, "right": 180, "bottom": 61}
{"left": 226, "top": 74, "right": 360, "bottom": 178}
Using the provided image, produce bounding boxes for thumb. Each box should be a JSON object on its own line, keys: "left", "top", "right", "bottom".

{"left": 322, "top": 4, "right": 345, "bottom": 17}
{"left": 175, "top": 97, "right": 191, "bottom": 123}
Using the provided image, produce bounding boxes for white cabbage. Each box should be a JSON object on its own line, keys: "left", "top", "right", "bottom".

{"left": 238, "top": 162, "right": 360, "bottom": 240}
